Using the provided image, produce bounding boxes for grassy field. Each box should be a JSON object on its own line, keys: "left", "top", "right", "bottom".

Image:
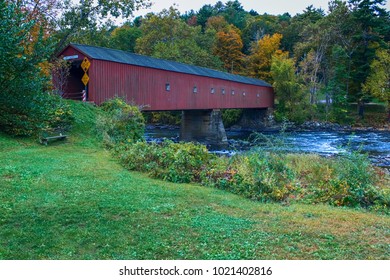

{"left": 0, "top": 102, "right": 389, "bottom": 260}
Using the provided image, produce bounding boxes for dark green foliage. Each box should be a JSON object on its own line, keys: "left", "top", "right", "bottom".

{"left": 118, "top": 141, "right": 210, "bottom": 183}
{"left": 135, "top": 8, "right": 223, "bottom": 70}
{"left": 0, "top": 1, "right": 72, "bottom": 136}
{"left": 323, "top": 45, "right": 350, "bottom": 123}
{"left": 97, "top": 98, "right": 145, "bottom": 146}
{"left": 345, "top": 0, "right": 389, "bottom": 107}
{"left": 0, "top": 92, "right": 73, "bottom": 136}
{"left": 143, "top": 111, "right": 181, "bottom": 126}
{"left": 108, "top": 24, "right": 142, "bottom": 52}
{"left": 55, "top": 0, "right": 148, "bottom": 51}
{"left": 281, "top": 5, "right": 324, "bottom": 54}
{"left": 221, "top": 109, "right": 243, "bottom": 127}
{"left": 196, "top": 4, "right": 217, "bottom": 29}
{"left": 271, "top": 55, "right": 311, "bottom": 123}
{"left": 221, "top": 0, "right": 248, "bottom": 30}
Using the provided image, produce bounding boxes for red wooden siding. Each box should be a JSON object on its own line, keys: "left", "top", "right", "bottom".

{"left": 59, "top": 45, "right": 274, "bottom": 111}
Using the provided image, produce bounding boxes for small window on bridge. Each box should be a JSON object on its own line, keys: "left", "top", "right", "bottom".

{"left": 221, "top": 88, "right": 225, "bottom": 95}
{"left": 211, "top": 88, "right": 215, "bottom": 94}
{"left": 231, "top": 90, "right": 235, "bottom": 95}
{"left": 193, "top": 86, "right": 198, "bottom": 93}
{"left": 165, "top": 83, "right": 171, "bottom": 91}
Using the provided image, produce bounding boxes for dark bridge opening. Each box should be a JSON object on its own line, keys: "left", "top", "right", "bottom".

{"left": 63, "top": 60, "right": 84, "bottom": 100}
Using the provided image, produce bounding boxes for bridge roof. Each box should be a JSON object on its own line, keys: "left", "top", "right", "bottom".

{"left": 70, "top": 44, "right": 272, "bottom": 88}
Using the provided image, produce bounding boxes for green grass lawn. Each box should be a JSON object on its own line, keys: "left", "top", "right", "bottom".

{"left": 1, "top": 131, "right": 389, "bottom": 260}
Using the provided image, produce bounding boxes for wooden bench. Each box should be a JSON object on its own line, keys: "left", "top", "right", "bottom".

{"left": 40, "top": 133, "right": 67, "bottom": 145}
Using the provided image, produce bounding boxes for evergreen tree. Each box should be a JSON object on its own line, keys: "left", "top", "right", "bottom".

{"left": 348, "top": 0, "right": 390, "bottom": 117}
{"left": 0, "top": 0, "right": 69, "bottom": 135}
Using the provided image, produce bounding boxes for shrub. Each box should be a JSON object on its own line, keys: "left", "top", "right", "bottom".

{"left": 206, "top": 150, "right": 299, "bottom": 202}
{"left": 115, "top": 137, "right": 389, "bottom": 211}
{"left": 322, "top": 152, "right": 384, "bottom": 208}
{"left": 143, "top": 111, "right": 181, "bottom": 125}
{"left": 287, "top": 152, "right": 388, "bottom": 209}
{"left": 221, "top": 109, "right": 243, "bottom": 127}
{"left": 118, "top": 141, "right": 211, "bottom": 184}
{"left": 0, "top": 92, "right": 73, "bottom": 136}
{"left": 97, "top": 98, "right": 145, "bottom": 146}
{"left": 41, "top": 94, "right": 74, "bottom": 133}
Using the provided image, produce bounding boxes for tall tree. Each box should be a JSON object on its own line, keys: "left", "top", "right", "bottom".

{"left": 214, "top": 26, "right": 244, "bottom": 73}
{"left": 109, "top": 24, "right": 142, "bottom": 52}
{"left": 206, "top": 17, "right": 244, "bottom": 73}
{"left": 0, "top": 0, "right": 55, "bottom": 135}
{"left": 222, "top": 0, "right": 249, "bottom": 30}
{"left": 135, "top": 7, "right": 222, "bottom": 69}
{"left": 362, "top": 48, "right": 390, "bottom": 120}
{"left": 245, "top": 33, "right": 286, "bottom": 83}
{"left": 135, "top": 7, "right": 183, "bottom": 55}
{"left": 347, "top": 0, "right": 390, "bottom": 117}
{"left": 323, "top": 46, "right": 350, "bottom": 122}
{"left": 281, "top": 5, "right": 324, "bottom": 54}
{"left": 55, "top": 0, "right": 150, "bottom": 52}
{"left": 271, "top": 54, "right": 309, "bottom": 123}
{"left": 242, "top": 14, "right": 281, "bottom": 54}
{"left": 196, "top": 4, "right": 217, "bottom": 29}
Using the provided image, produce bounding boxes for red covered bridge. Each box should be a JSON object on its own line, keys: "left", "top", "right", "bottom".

{"left": 57, "top": 44, "right": 274, "bottom": 144}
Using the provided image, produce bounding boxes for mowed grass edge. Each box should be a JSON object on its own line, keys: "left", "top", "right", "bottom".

{"left": 0, "top": 132, "right": 389, "bottom": 260}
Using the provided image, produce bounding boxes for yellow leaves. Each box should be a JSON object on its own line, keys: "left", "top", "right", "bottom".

{"left": 245, "top": 33, "right": 288, "bottom": 83}
{"left": 38, "top": 61, "right": 51, "bottom": 78}
{"left": 214, "top": 25, "right": 244, "bottom": 73}
{"left": 256, "top": 33, "right": 284, "bottom": 58}
{"left": 362, "top": 48, "right": 390, "bottom": 103}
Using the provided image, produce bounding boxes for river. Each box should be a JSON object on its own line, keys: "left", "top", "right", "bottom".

{"left": 145, "top": 127, "right": 390, "bottom": 169}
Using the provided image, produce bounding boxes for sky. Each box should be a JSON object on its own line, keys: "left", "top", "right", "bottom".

{"left": 133, "top": 0, "right": 337, "bottom": 17}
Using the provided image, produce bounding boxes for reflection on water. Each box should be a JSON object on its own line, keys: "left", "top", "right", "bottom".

{"left": 145, "top": 128, "right": 390, "bottom": 168}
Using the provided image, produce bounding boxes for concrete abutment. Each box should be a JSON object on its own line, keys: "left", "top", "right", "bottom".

{"left": 180, "top": 110, "right": 227, "bottom": 146}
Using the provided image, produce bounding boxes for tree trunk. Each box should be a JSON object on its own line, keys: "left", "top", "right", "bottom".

{"left": 358, "top": 101, "right": 365, "bottom": 119}
{"left": 387, "top": 106, "right": 390, "bottom": 122}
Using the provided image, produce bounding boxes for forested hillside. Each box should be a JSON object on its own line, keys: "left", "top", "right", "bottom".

{"left": 1, "top": 1, "right": 389, "bottom": 261}
{"left": 55, "top": 0, "right": 390, "bottom": 124}
{"left": 0, "top": 0, "right": 389, "bottom": 135}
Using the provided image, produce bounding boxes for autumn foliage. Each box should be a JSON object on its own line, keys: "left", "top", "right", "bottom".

{"left": 245, "top": 33, "right": 287, "bottom": 83}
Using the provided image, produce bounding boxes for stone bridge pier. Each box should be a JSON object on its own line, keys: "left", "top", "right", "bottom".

{"left": 180, "top": 109, "right": 227, "bottom": 146}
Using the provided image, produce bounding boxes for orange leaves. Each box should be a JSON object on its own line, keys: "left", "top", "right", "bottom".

{"left": 205, "top": 16, "right": 244, "bottom": 73}
{"left": 213, "top": 24, "right": 244, "bottom": 73}
{"left": 245, "top": 33, "right": 287, "bottom": 83}
{"left": 206, "top": 16, "right": 230, "bottom": 32}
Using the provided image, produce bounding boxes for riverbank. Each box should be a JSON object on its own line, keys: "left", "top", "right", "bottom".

{"left": 2, "top": 100, "right": 389, "bottom": 259}
{"left": 228, "top": 120, "right": 390, "bottom": 133}
{"left": 2, "top": 131, "right": 389, "bottom": 259}
{"left": 145, "top": 124, "right": 390, "bottom": 169}
{"left": 145, "top": 113, "right": 390, "bottom": 134}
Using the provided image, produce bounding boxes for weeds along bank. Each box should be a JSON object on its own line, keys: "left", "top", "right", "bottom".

{"left": 117, "top": 141, "right": 389, "bottom": 212}
{"left": 95, "top": 99, "right": 389, "bottom": 213}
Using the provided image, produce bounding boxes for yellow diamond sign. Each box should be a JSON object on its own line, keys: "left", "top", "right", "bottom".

{"left": 81, "top": 57, "right": 91, "bottom": 72}
{"left": 81, "top": 73, "right": 89, "bottom": 86}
